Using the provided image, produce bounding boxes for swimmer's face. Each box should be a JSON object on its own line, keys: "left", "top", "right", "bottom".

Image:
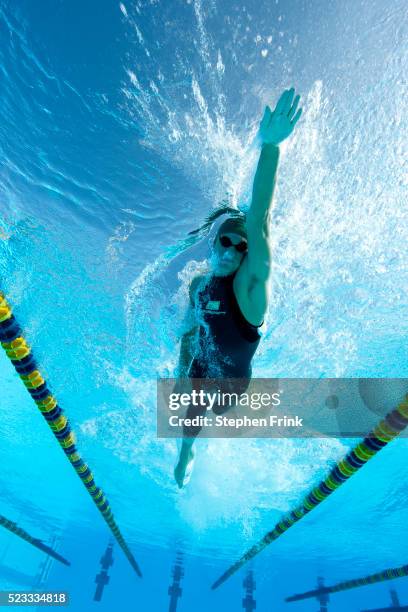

{"left": 210, "top": 231, "right": 248, "bottom": 276}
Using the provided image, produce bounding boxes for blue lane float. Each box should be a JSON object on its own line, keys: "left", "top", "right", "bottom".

{"left": 212, "top": 393, "right": 408, "bottom": 589}
{"left": 0, "top": 292, "right": 142, "bottom": 578}
{"left": 286, "top": 563, "right": 408, "bottom": 602}
{"left": 0, "top": 513, "right": 70, "bottom": 566}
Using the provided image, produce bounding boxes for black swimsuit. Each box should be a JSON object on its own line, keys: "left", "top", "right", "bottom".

{"left": 189, "top": 272, "right": 262, "bottom": 378}
{"left": 184, "top": 272, "right": 263, "bottom": 437}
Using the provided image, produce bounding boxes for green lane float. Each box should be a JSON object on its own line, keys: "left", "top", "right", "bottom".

{"left": 286, "top": 563, "right": 408, "bottom": 602}
{"left": 0, "top": 292, "right": 142, "bottom": 578}
{"left": 212, "top": 392, "right": 408, "bottom": 589}
{"left": 0, "top": 513, "right": 70, "bottom": 566}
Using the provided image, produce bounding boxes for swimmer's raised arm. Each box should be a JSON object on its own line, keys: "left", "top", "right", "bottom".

{"left": 247, "top": 88, "right": 302, "bottom": 279}
{"left": 236, "top": 88, "right": 302, "bottom": 324}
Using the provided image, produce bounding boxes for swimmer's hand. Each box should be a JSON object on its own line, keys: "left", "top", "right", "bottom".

{"left": 259, "top": 88, "right": 302, "bottom": 146}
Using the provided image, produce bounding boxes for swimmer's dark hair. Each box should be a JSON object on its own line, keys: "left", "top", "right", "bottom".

{"left": 188, "top": 205, "right": 246, "bottom": 240}
{"left": 164, "top": 203, "right": 246, "bottom": 260}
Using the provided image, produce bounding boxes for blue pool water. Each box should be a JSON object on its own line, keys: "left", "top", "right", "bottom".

{"left": 1, "top": 0, "right": 408, "bottom": 610}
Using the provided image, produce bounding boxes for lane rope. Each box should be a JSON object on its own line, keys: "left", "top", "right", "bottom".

{"left": 0, "top": 513, "right": 70, "bottom": 566}
{"left": 212, "top": 391, "right": 408, "bottom": 589}
{"left": 286, "top": 563, "right": 408, "bottom": 602}
{"left": 0, "top": 292, "right": 142, "bottom": 577}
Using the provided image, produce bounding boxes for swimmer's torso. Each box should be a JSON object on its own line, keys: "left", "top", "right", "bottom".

{"left": 189, "top": 273, "right": 262, "bottom": 378}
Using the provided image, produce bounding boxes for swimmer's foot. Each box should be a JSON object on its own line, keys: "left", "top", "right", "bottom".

{"left": 174, "top": 445, "right": 195, "bottom": 489}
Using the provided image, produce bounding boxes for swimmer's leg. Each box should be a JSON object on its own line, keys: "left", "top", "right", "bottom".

{"left": 174, "top": 388, "right": 208, "bottom": 489}
{"left": 174, "top": 437, "right": 196, "bottom": 489}
{"left": 174, "top": 376, "right": 250, "bottom": 487}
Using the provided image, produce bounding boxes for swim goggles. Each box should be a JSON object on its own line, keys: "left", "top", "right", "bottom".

{"left": 219, "top": 235, "right": 248, "bottom": 253}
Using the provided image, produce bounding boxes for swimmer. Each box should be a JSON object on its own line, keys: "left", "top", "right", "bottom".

{"left": 174, "top": 88, "right": 302, "bottom": 488}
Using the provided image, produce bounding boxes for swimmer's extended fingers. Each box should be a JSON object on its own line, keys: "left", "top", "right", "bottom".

{"left": 289, "top": 92, "right": 302, "bottom": 126}
{"left": 259, "top": 88, "right": 302, "bottom": 145}
{"left": 288, "top": 94, "right": 300, "bottom": 120}
{"left": 260, "top": 98, "right": 286, "bottom": 139}
{"left": 277, "top": 88, "right": 302, "bottom": 122}
{"left": 274, "top": 88, "right": 291, "bottom": 115}
{"left": 260, "top": 89, "right": 297, "bottom": 128}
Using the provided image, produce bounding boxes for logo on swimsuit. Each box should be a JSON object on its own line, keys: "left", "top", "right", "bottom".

{"left": 204, "top": 300, "right": 226, "bottom": 315}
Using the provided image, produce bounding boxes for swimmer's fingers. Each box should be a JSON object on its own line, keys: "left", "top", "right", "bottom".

{"left": 291, "top": 107, "right": 302, "bottom": 127}
{"left": 288, "top": 94, "right": 300, "bottom": 120}
{"left": 260, "top": 89, "right": 301, "bottom": 145}
{"left": 274, "top": 89, "right": 290, "bottom": 115}
{"left": 282, "top": 87, "right": 295, "bottom": 115}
